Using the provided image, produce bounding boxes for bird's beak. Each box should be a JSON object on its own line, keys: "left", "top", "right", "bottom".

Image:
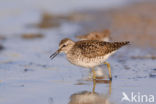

{"left": 49, "top": 49, "right": 61, "bottom": 60}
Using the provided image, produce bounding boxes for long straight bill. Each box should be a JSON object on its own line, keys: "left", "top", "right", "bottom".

{"left": 50, "top": 50, "right": 59, "bottom": 60}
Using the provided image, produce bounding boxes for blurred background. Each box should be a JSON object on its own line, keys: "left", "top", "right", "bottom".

{"left": 0, "top": 0, "right": 156, "bottom": 104}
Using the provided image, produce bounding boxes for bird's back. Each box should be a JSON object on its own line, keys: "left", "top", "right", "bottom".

{"left": 73, "top": 40, "right": 129, "bottom": 58}
{"left": 66, "top": 40, "right": 129, "bottom": 68}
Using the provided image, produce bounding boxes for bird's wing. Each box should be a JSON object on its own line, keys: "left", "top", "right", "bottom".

{"left": 75, "top": 40, "right": 129, "bottom": 58}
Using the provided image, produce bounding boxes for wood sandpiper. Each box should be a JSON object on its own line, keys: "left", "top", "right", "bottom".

{"left": 50, "top": 38, "right": 129, "bottom": 81}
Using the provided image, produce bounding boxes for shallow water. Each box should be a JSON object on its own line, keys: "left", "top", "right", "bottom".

{"left": 0, "top": 0, "right": 156, "bottom": 104}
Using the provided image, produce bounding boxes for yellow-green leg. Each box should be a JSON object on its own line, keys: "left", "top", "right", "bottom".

{"left": 92, "top": 79, "right": 96, "bottom": 94}
{"left": 104, "top": 62, "right": 112, "bottom": 81}
{"left": 91, "top": 67, "right": 96, "bottom": 80}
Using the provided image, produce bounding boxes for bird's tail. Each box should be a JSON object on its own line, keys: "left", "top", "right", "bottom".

{"left": 110, "top": 41, "right": 130, "bottom": 50}
{"left": 104, "top": 41, "right": 130, "bottom": 54}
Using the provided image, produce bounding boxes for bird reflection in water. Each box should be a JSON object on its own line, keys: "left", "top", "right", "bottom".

{"left": 68, "top": 80, "right": 112, "bottom": 104}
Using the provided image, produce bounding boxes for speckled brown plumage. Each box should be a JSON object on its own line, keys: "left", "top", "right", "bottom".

{"left": 50, "top": 38, "right": 129, "bottom": 80}
{"left": 50, "top": 38, "right": 129, "bottom": 68}
{"left": 72, "top": 40, "right": 129, "bottom": 58}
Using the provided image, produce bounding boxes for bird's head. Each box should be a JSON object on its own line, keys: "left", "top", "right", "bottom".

{"left": 50, "top": 38, "right": 75, "bottom": 59}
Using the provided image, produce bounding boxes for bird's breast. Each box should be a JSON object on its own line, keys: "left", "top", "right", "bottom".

{"left": 66, "top": 53, "right": 111, "bottom": 68}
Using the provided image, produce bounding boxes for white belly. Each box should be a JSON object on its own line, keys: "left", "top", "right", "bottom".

{"left": 67, "top": 53, "right": 113, "bottom": 68}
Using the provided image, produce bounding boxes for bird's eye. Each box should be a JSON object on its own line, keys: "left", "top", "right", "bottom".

{"left": 63, "top": 45, "right": 66, "bottom": 47}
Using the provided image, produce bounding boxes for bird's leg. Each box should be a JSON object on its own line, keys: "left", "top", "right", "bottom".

{"left": 104, "top": 62, "right": 112, "bottom": 81}
{"left": 92, "top": 79, "right": 96, "bottom": 94}
{"left": 105, "top": 81, "right": 112, "bottom": 98}
{"left": 108, "top": 81, "right": 112, "bottom": 95}
{"left": 91, "top": 67, "right": 96, "bottom": 80}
